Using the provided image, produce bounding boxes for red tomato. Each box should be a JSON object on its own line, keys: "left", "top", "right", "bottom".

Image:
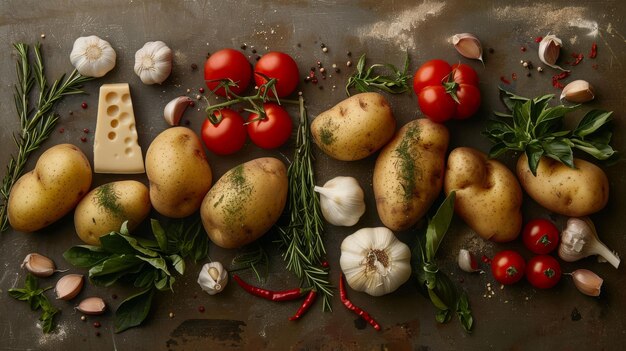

{"left": 204, "top": 49, "right": 252, "bottom": 97}
{"left": 522, "top": 219, "right": 560, "bottom": 254}
{"left": 254, "top": 52, "right": 299, "bottom": 97}
{"left": 247, "top": 103, "right": 293, "bottom": 149}
{"left": 413, "top": 59, "right": 481, "bottom": 122}
{"left": 526, "top": 255, "right": 562, "bottom": 289}
{"left": 201, "top": 109, "right": 247, "bottom": 155}
{"left": 491, "top": 250, "right": 526, "bottom": 285}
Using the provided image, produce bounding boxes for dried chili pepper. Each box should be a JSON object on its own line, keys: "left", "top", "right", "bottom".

{"left": 589, "top": 42, "right": 598, "bottom": 59}
{"left": 551, "top": 71, "right": 570, "bottom": 89}
{"left": 571, "top": 53, "right": 584, "bottom": 66}
{"left": 339, "top": 273, "right": 381, "bottom": 331}
{"left": 232, "top": 275, "right": 309, "bottom": 301}
{"left": 500, "top": 76, "right": 511, "bottom": 85}
{"left": 289, "top": 290, "right": 317, "bottom": 321}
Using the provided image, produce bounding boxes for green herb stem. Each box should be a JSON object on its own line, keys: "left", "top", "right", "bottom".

{"left": 345, "top": 53, "right": 411, "bottom": 96}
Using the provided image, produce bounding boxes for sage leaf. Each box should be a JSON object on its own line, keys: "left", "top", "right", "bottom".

{"left": 114, "top": 288, "right": 154, "bottom": 333}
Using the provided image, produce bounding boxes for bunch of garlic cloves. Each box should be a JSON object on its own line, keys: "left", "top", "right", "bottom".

{"left": 559, "top": 217, "right": 620, "bottom": 268}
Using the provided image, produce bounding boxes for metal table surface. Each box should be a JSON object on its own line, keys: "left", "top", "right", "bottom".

{"left": 1, "top": 1, "right": 625, "bottom": 350}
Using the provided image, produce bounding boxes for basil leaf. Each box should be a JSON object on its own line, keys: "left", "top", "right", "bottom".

{"left": 100, "top": 233, "right": 138, "bottom": 255}
{"left": 154, "top": 273, "right": 169, "bottom": 291}
{"left": 134, "top": 237, "right": 160, "bottom": 249}
{"left": 90, "top": 263, "right": 145, "bottom": 287}
{"left": 119, "top": 221, "right": 130, "bottom": 236}
{"left": 574, "top": 110, "right": 612, "bottom": 137}
{"left": 63, "top": 245, "right": 110, "bottom": 268}
{"left": 356, "top": 54, "right": 366, "bottom": 74}
{"left": 435, "top": 308, "right": 451, "bottom": 324}
{"left": 133, "top": 269, "right": 157, "bottom": 289}
{"left": 25, "top": 273, "right": 37, "bottom": 291}
{"left": 114, "top": 288, "right": 155, "bottom": 333}
{"left": 169, "top": 254, "right": 185, "bottom": 275}
{"left": 543, "top": 139, "right": 574, "bottom": 168}
{"left": 151, "top": 219, "right": 168, "bottom": 252}
{"left": 488, "top": 142, "right": 510, "bottom": 158}
{"left": 534, "top": 105, "right": 577, "bottom": 136}
{"left": 432, "top": 271, "right": 458, "bottom": 311}
{"left": 89, "top": 254, "right": 143, "bottom": 278}
{"left": 572, "top": 139, "right": 616, "bottom": 160}
{"left": 428, "top": 287, "right": 449, "bottom": 311}
{"left": 525, "top": 144, "right": 544, "bottom": 176}
{"left": 136, "top": 256, "right": 171, "bottom": 277}
{"left": 119, "top": 235, "right": 159, "bottom": 258}
{"left": 8, "top": 288, "right": 30, "bottom": 301}
{"left": 425, "top": 192, "right": 456, "bottom": 261}
{"left": 456, "top": 291, "right": 474, "bottom": 333}
{"left": 499, "top": 87, "right": 530, "bottom": 111}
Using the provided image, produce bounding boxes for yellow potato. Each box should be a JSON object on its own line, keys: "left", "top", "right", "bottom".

{"left": 201, "top": 157, "right": 288, "bottom": 249}
{"left": 74, "top": 180, "right": 151, "bottom": 245}
{"left": 373, "top": 119, "right": 449, "bottom": 231}
{"left": 517, "top": 154, "right": 609, "bottom": 216}
{"left": 8, "top": 144, "right": 92, "bottom": 232}
{"left": 444, "top": 147, "right": 522, "bottom": 242}
{"left": 146, "top": 127, "right": 213, "bottom": 218}
{"left": 311, "top": 92, "right": 396, "bottom": 161}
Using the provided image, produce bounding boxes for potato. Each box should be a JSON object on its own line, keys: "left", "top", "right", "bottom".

{"left": 146, "top": 127, "right": 212, "bottom": 218}
{"left": 373, "top": 119, "right": 449, "bottom": 231}
{"left": 311, "top": 92, "right": 396, "bottom": 161}
{"left": 517, "top": 154, "right": 609, "bottom": 216}
{"left": 201, "top": 157, "right": 288, "bottom": 249}
{"left": 444, "top": 147, "right": 522, "bottom": 242}
{"left": 74, "top": 180, "right": 151, "bottom": 245}
{"left": 8, "top": 144, "right": 92, "bottom": 232}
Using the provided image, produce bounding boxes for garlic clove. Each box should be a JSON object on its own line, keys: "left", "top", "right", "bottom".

{"left": 21, "top": 253, "right": 56, "bottom": 277}
{"left": 538, "top": 34, "right": 570, "bottom": 72}
{"left": 76, "top": 297, "right": 107, "bottom": 315}
{"left": 134, "top": 41, "right": 173, "bottom": 85}
{"left": 163, "top": 96, "right": 193, "bottom": 126}
{"left": 69, "top": 35, "right": 116, "bottom": 78}
{"left": 314, "top": 176, "right": 366, "bottom": 227}
{"left": 451, "top": 33, "right": 484, "bottom": 63}
{"left": 560, "top": 80, "right": 595, "bottom": 103}
{"left": 198, "top": 262, "right": 228, "bottom": 295}
{"left": 458, "top": 249, "right": 480, "bottom": 273}
{"left": 55, "top": 274, "right": 84, "bottom": 300}
{"left": 571, "top": 269, "right": 603, "bottom": 297}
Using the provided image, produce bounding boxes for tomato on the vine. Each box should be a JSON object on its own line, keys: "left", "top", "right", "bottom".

{"left": 491, "top": 250, "right": 526, "bottom": 285}
{"left": 413, "top": 59, "right": 481, "bottom": 122}
{"left": 254, "top": 52, "right": 299, "bottom": 97}
{"left": 247, "top": 103, "right": 293, "bottom": 149}
{"left": 201, "top": 109, "right": 247, "bottom": 155}
{"left": 526, "top": 255, "right": 562, "bottom": 289}
{"left": 522, "top": 219, "right": 560, "bottom": 254}
{"left": 204, "top": 48, "right": 252, "bottom": 97}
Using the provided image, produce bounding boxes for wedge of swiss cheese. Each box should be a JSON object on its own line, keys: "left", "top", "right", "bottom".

{"left": 94, "top": 83, "right": 145, "bottom": 174}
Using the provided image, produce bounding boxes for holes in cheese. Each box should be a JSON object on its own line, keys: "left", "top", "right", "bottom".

{"left": 94, "top": 83, "right": 145, "bottom": 174}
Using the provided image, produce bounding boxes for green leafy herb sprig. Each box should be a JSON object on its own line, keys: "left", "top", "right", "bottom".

{"left": 345, "top": 53, "right": 411, "bottom": 96}
{"left": 412, "top": 192, "right": 474, "bottom": 333}
{"left": 63, "top": 218, "right": 209, "bottom": 333}
{"left": 0, "top": 43, "right": 92, "bottom": 232}
{"left": 484, "top": 88, "right": 616, "bottom": 175}
{"left": 229, "top": 243, "right": 269, "bottom": 283}
{"left": 8, "top": 274, "right": 59, "bottom": 333}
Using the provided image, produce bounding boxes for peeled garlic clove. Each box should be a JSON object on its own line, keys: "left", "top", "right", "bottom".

{"left": 571, "top": 269, "right": 603, "bottom": 297}
{"left": 164, "top": 96, "right": 192, "bottom": 126}
{"left": 21, "top": 253, "right": 55, "bottom": 277}
{"left": 314, "top": 176, "right": 366, "bottom": 227}
{"left": 538, "top": 34, "right": 569, "bottom": 72}
{"left": 76, "top": 297, "right": 107, "bottom": 315}
{"left": 560, "top": 80, "right": 595, "bottom": 103}
{"left": 55, "top": 274, "right": 84, "bottom": 300}
{"left": 198, "top": 262, "right": 228, "bottom": 295}
{"left": 458, "top": 249, "right": 480, "bottom": 273}
{"left": 134, "top": 41, "right": 173, "bottom": 85}
{"left": 451, "top": 33, "right": 483, "bottom": 63}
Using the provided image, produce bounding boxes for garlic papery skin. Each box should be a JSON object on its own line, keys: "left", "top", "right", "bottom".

{"left": 70, "top": 35, "right": 116, "bottom": 77}
{"left": 458, "top": 249, "right": 480, "bottom": 273}
{"left": 451, "top": 33, "right": 483, "bottom": 63}
{"left": 198, "top": 262, "right": 228, "bottom": 295}
{"left": 558, "top": 217, "right": 620, "bottom": 269}
{"left": 134, "top": 41, "right": 173, "bottom": 85}
{"left": 163, "top": 96, "right": 193, "bottom": 126}
{"left": 560, "top": 80, "right": 595, "bottom": 103}
{"left": 340, "top": 227, "right": 411, "bottom": 296}
{"left": 314, "top": 176, "right": 366, "bottom": 227}
{"left": 21, "top": 253, "right": 56, "bottom": 277}
{"left": 55, "top": 274, "right": 84, "bottom": 300}
{"left": 571, "top": 269, "right": 603, "bottom": 297}
{"left": 538, "top": 34, "right": 569, "bottom": 72}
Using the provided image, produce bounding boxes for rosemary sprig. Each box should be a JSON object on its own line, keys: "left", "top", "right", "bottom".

{"left": 280, "top": 97, "right": 333, "bottom": 311}
{"left": 229, "top": 243, "right": 270, "bottom": 283}
{"left": 0, "top": 43, "right": 92, "bottom": 232}
{"left": 345, "top": 53, "right": 411, "bottom": 96}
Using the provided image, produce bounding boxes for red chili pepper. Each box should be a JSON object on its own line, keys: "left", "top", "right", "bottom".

{"left": 232, "top": 275, "right": 308, "bottom": 301}
{"left": 589, "top": 42, "right": 597, "bottom": 58}
{"left": 339, "top": 274, "right": 381, "bottom": 331}
{"left": 570, "top": 53, "right": 584, "bottom": 66}
{"left": 534, "top": 36, "right": 543, "bottom": 43}
{"left": 500, "top": 76, "right": 511, "bottom": 85}
{"left": 289, "top": 290, "right": 317, "bottom": 321}
{"left": 551, "top": 71, "right": 570, "bottom": 89}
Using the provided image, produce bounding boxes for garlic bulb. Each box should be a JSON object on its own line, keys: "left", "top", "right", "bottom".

{"left": 451, "top": 33, "right": 484, "bottom": 64}
{"left": 198, "top": 262, "right": 228, "bottom": 295}
{"left": 558, "top": 217, "right": 620, "bottom": 268}
{"left": 314, "top": 176, "right": 366, "bottom": 226}
{"left": 70, "top": 35, "right": 117, "bottom": 77}
{"left": 340, "top": 227, "right": 411, "bottom": 296}
{"left": 538, "top": 34, "right": 569, "bottom": 71}
{"left": 134, "top": 41, "right": 173, "bottom": 85}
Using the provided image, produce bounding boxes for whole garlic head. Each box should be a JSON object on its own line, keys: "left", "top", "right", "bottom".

{"left": 340, "top": 227, "right": 411, "bottom": 296}
{"left": 70, "top": 35, "right": 116, "bottom": 77}
{"left": 134, "top": 41, "right": 173, "bottom": 85}
{"left": 314, "top": 176, "right": 366, "bottom": 226}
{"left": 198, "top": 262, "right": 228, "bottom": 295}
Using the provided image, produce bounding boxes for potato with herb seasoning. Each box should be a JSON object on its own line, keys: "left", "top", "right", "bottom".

{"left": 200, "top": 157, "right": 288, "bottom": 249}
{"left": 373, "top": 119, "right": 449, "bottom": 231}
{"left": 8, "top": 144, "right": 92, "bottom": 233}
{"left": 74, "top": 180, "right": 151, "bottom": 245}
{"left": 146, "top": 127, "right": 213, "bottom": 218}
{"left": 311, "top": 92, "right": 396, "bottom": 161}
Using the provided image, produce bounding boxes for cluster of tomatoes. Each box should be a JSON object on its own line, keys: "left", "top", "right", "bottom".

{"left": 491, "top": 219, "right": 563, "bottom": 289}
{"left": 201, "top": 49, "right": 300, "bottom": 154}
